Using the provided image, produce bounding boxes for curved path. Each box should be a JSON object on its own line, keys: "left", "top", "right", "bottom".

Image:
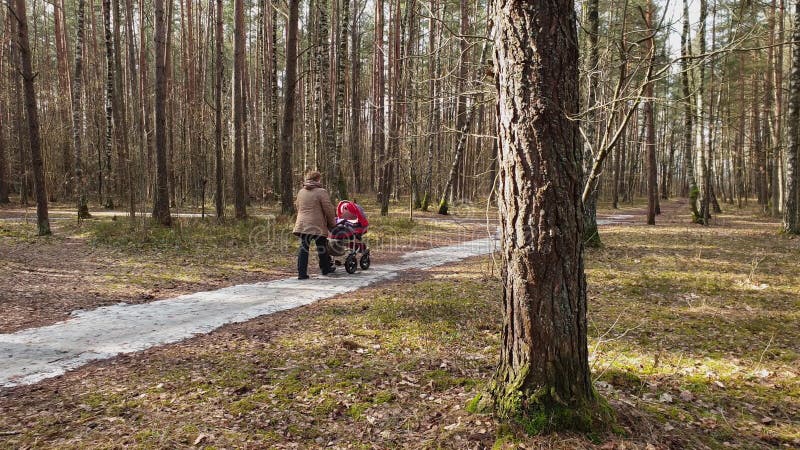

{"left": 1, "top": 237, "right": 498, "bottom": 388}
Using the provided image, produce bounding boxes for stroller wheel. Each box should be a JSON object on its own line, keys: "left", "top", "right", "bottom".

{"left": 345, "top": 255, "right": 358, "bottom": 274}
{"left": 359, "top": 253, "right": 371, "bottom": 270}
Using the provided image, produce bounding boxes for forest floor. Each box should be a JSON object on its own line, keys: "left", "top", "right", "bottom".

{"left": 1, "top": 198, "right": 798, "bottom": 449}
{"left": 0, "top": 199, "right": 495, "bottom": 333}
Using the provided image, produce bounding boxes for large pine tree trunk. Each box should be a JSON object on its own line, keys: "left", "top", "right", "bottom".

{"left": 489, "top": 0, "right": 604, "bottom": 429}
{"left": 153, "top": 0, "right": 172, "bottom": 226}
{"left": 280, "top": 0, "right": 299, "bottom": 215}
{"left": 12, "top": 0, "right": 50, "bottom": 235}
{"left": 783, "top": 0, "right": 800, "bottom": 233}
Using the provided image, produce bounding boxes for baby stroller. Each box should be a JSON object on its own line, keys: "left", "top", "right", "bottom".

{"left": 327, "top": 200, "right": 371, "bottom": 274}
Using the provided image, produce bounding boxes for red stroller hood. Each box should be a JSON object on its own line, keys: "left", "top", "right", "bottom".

{"left": 337, "top": 201, "right": 369, "bottom": 227}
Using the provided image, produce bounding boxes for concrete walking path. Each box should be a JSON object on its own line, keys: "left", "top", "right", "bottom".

{"left": 1, "top": 236, "right": 498, "bottom": 388}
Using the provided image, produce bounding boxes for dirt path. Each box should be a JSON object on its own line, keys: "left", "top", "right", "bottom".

{"left": 0, "top": 237, "right": 497, "bottom": 388}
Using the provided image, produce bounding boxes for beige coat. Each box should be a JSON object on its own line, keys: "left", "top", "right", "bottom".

{"left": 293, "top": 184, "right": 336, "bottom": 236}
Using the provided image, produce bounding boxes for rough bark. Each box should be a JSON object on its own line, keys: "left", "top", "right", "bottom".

{"left": 488, "top": 0, "right": 604, "bottom": 430}
{"left": 11, "top": 0, "right": 50, "bottom": 235}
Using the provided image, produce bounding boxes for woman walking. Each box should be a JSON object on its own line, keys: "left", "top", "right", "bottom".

{"left": 293, "top": 171, "right": 337, "bottom": 279}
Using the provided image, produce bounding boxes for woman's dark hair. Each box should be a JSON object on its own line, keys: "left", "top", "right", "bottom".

{"left": 306, "top": 171, "right": 322, "bottom": 182}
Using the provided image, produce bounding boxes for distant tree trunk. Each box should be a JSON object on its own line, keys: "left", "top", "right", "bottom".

{"left": 735, "top": 59, "right": 746, "bottom": 208}
{"left": 72, "top": 0, "right": 91, "bottom": 218}
{"left": 663, "top": 130, "right": 675, "bottom": 200}
{"left": 489, "top": 0, "right": 603, "bottom": 429}
{"left": 695, "top": 0, "right": 711, "bottom": 225}
{"left": 112, "top": 0, "right": 133, "bottom": 217}
{"left": 11, "top": 0, "right": 50, "bottom": 235}
{"left": 233, "top": 0, "right": 247, "bottom": 218}
{"left": 776, "top": 0, "right": 786, "bottom": 211}
{"left": 0, "top": 82, "right": 7, "bottom": 203}
{"left": 0, "top": 92, "right": 7, "bottom": 203}
{"left": 280, "top": 0, "right": 299, "bottom": 215}
{"left": 680, "top": 0, "right": 697, "bottom": 213}
{"left": 269, "top": 0, "right": 279, "bottom": 196}
{"left": 439, "top": 42, "right": 488, "bottom": 215}
{"left": 153, "top": 0, "right": 172, "bottom": 226}
{"left": 54, "top": 0, "right": 73, "bottom": 197}
{"left": 383, "top": 0, "right": 403, "bottom": 210}
{"left": 7, "top": 12, "right": 29, "bottom": 206}
{"left": 755, "top": 77, "right": 768, "bottom": 212}
{"left": 140, "top": 0, "right": 153, "bottom": 200}
{"left": 767, "top": 0, "right": 780, "bottom": 217}
{"left": 314, "top": 0, "right": 336, "bottom": 199}
{"left": 215, "top": 0, "right": 224, "bottom": 218}
{"left": 644, "top": 4, "right": 656, "bottom": 225}
{"left": 0, "top": 9, "right": 10, "bottom": 205}
{"left": 784, "top": 0, "right": 799, "bottom": 234}
{"left": 350, "top": 5, "right": 361, "bottom": 194}
{"left": 102, "top": 0, "right": 115, "bottom": 209}
{"left": 445, "top": 0, "right": 469, "bottom": 207}
{"left": 582, "top": 0, "right": 601, "bottom": 245}
{"left": 611, "top": 115, "right": 623, "bottom": 209}
{"left": 421, "top": 0, "right": 439, "bottom": 212}
{"left": 333, "top": 0, "right": 350, "bottom": 200}
{"left": 373, "top": 0, "right": 386, "bottom": 212}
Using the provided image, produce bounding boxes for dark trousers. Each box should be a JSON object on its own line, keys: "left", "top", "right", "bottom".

{"left": 297, "top": 234, "right": 332, "bottom": 277}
